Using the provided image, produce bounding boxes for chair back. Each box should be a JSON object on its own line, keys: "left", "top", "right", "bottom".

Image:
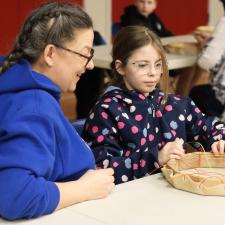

{"left": 94, "top": 30, "right": 106, "bottom": 45}
{"left": 112, "top": 22, "right": 122, "bottom": 39}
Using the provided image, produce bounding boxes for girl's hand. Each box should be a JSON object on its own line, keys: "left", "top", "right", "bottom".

{"left": 78, "top": 168, "right": 115, "bottom": 200}
{"left": 158, "top": 138, "right": 185, "bottom": 166}
{"left": 211, "top": 140, "right": 225, "bottom": 154}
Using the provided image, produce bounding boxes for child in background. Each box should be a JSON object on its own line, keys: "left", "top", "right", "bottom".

{"left": 82, "top": 26, "right": 225, "bottom": 185}
{"left": 120, "top": 0, "right": 172, "bottom": 37}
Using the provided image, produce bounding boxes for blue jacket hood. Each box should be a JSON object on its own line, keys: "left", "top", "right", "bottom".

{"left": 0, "top": 57, "right": 60, "bottom": 100}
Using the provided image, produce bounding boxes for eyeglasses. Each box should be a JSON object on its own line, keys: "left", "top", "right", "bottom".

{"left": 54, "top": 44, "right": 94, "bottom": 67}
{"left": 130, "top": 61, "right": 163, "bottom": 74}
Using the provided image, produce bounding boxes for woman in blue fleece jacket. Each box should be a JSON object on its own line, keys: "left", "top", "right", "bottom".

{"left": 0, "top": 2, "right": 114, "bottom": 220}
{"left": 82, "top": 26, "right": 225, "bottom": 185}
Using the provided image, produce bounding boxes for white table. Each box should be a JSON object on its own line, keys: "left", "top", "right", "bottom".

{"left": 69, "top": 173, "right": 225, "bottom": 225}
{"left": 0, "top": 209, "right": 106, "bottom": 225}
{"left": 2, "top": 173, "right": 225, "bottom": 225}
{"left": 93, "top": 35, "right": 198, "bottom": 70}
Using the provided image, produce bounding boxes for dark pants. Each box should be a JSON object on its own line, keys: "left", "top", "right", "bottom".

{"left": 189, "top": 84, "right": 224, "bottom": 117}
{"left": 75, "top": 68, "right": 105, "bottom": 119}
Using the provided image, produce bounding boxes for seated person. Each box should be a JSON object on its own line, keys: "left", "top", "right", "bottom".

{"left": 75, "top": 30, "right": 107, "bottom": 119}
{"left": 189, "top": 0, "right": 225, "bottom": 118}
{"left": 120, "top": 0, "right": 173, "bottom": 37}
{"left": 82, "top": 26, "right": 225, "bottom": 185}
{"left": 0, "top": 2, "right": 114, "bottom": 220}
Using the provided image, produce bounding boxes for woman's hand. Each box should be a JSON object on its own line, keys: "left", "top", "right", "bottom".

{"left": 55, "top": 168, "right": 115, "bottom": 210}
{"left": 211, "top": 140, "right": 225, "bottom": 154}
{"left": 158, "top": 138, "right": 185, "bottom": 166}
{"left": 78, "top": 168, "right": 115, "bottom": 200}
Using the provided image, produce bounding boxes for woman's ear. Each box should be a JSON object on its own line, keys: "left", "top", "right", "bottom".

{"left": 115, "top": 59, "right": 125, "bottom": 75}
{"left": 43, "top": 44, "right": 56, "bottom": 67}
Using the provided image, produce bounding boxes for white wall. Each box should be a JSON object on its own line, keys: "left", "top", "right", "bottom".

{"left": 84, "top": 0, "right": 111, "bottom": 43}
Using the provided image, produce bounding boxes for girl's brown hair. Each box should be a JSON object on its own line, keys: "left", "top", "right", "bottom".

{"left": 110, "top": 25, "right": 169, "bottom": 103}
{"left": 0, "top": 2, "right": 93, "bottom": 74}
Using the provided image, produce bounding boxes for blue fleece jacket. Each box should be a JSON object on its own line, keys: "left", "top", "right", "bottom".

{"left": 0, "top": 58, "right": 95, "bottom": 220}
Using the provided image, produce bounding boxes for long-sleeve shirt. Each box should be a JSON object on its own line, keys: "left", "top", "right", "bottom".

{"left": 82, "top": 86, "right": 225, "bottom": 184}
{"left": 198, "top": 17, "right": 225, "bottom": 71}
{"left": 197, "top": 16, "right": 225, "bottom": 105}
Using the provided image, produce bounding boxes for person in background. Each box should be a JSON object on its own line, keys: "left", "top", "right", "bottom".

{"left": 189, "top": 0, "right": 225, "bottom": 118}
{"left": 75, "top": 30, "right": 107, "bottom": 119}
{"left": 0, "top": 2, "right": 114, "bottom": 220}
{"left": 121, "top": 0, "right": 177, "bottom": 94}
{"left": 82, "top": 26, "right": 225, "bottom": 185}
{"left": 120, "top": 0, "right": 173, "bottom": 37}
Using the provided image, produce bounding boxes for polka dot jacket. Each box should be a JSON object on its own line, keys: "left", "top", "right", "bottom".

{"left": 82, "top": 86, "right": 225, "bottom": 184}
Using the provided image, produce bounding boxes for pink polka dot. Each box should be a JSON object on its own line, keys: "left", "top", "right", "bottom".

{"left": 101, "top": 112, "right": 108, "bottom": 119}
{"left": 165, "top": 105, "right": 173, "bottom": 111}
{"left": 118, "top": 122, "right": 125, "bottom": 129}
{"left": 125, "top": 150, "right": 130, "bottom": 157}
{"left": 113, "top": 162, "right": 119, "bottom": 167}
{"left": 195, "top": 107, "right": 201, "bottom": 113}
{"left": 116, "top": 95, "right": 122, "bottom": 99}
{"left": 117, "top": 107, "right": 122, "bottom": 111}
{"left": 148, "top": 134, "right": 154, "bottom": 141}
{"left": 171, "top": 130, "right": 176, "bottom": 136}
{"left": 174, "top": 97, "right": 181, "bottom": 100}
{"left": 223, "top": 130, "right": 225, "bottom": 134}
{"left": 156, "top": 110, "right": 162, "bottom": 117}
{"left": 141, "top": 138, "right": 146, "bottom": 146}
{"left": 140, "top": 159, "right": 146, "bottom": 167}
{"left": 139, "top": 94, "right": 145, "bottom": 100}
{"left": 133, "top": 163, "right": 138, "bottom": 170}
{"left": 135, "top": 114, "right": 143, "bottom": 121}
{"left": 131, "top": 126, "right": 139, "bottom": 134}
{"left": 198, "top": 120, "right": 202, "bottom": 126}
{"left": 104, "top": 98, "right": 112, "bottom": 103}
{"left": 97, "top": 135, "right": 104, "bottom": 143}
{"left": 92, "top": 126, "right": 98, "bottom": 133}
